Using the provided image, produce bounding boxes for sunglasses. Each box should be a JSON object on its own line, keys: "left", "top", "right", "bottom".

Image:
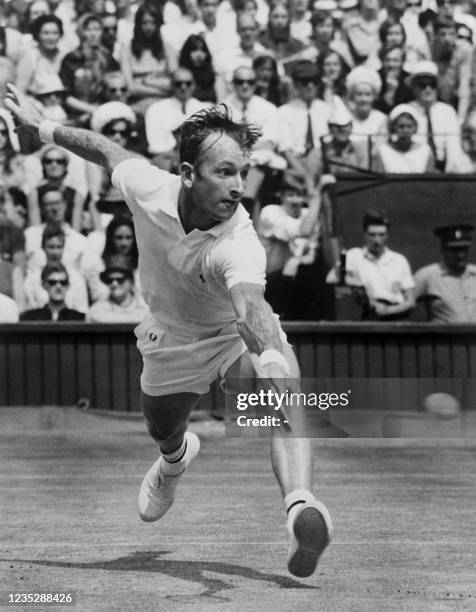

{"left": 105, "top": 127, "right": 128, "bottom": 136}
{"left": 233, "top": 78, "right": 256, "bottom": 86}
{"left": 296, "top": 77, "right": 316, "bottom": 86}
{"left": 44, "top": 158, "right": 67, "bottom": 165}
{"left": 174, "top": 80, "right": 193, "bottom": 87}
{"left": 105, "top": 276, "right": 127, "bottom": 285}
{"left": 46, "top": 279, "right": 68, "bottom": 287}
{"left": 103, "top": 25, "right": 118, "bottom": 32}
{"left": 416, "top": 78, "right": 437, "bottom": 89}
{"left": 108, "top": 87, "right": 127, "bottom": 93}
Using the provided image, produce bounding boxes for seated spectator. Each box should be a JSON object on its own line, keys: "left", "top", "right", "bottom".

{"left": 289, "top": 0, "right": 312, "bottom": 46}
{"left": 24, "top": 186, "right": 86, "bottom": 263}
{"left": 0, "top": 185, "right": 25, "bottom": 303}
{"left": 179, "top": 35, "right": 217, "bottom": 103}
{"left": 0, "top": 291, "right": 19, "bottom": 322}
{"left": 327, "top": 210, "right": 415, "bottom": 320}
{"left": 373, "top": 104, "right": 434, "bottom": 172}
{"left": 408, "top": 60, "right": 464, "bottom": 171}
{"left": 431, "top": 18, "right": 472, "bottom": 124}
{"left": 198, "top": 0, "right": 240, "bottom": 68}
{"left": 320, "top": 106, "right": 369, "bottom": 173}
{"left": 20, "top": 261, "right": 85, "bottom": 321}
{"left": 414, "top": 224, "right": 476, "bottom": 322}
{"left": 23, "top": 224, "right": 89, "bottom": 313}
{"left": 88, "top": 102, "right": 138, "bottom": 220}
{"left": 27, "top": 145, "right": 85, "bottom": 230}
{"left": 277, "top": 61, "right": 333, "bottom": 192}
{"left": 32, "top": 75, "right": 69, "bottom": 124}
{"left": 161, "top": 0, "right": 205, "bottom": 73}
{"left": 253, "top": 53, "right": 291, "bottom": 106}
{"left": 101, "top": 11, "right": 123, "bottom": 62}
{"left": 343, "top": 0, "right": 380, "bottom": 66}
{"left": 256, "top": 174, "right": 322, "bottom": 319}
{"left": 375, "top": 44, "right": 413, "bottom": 114}
{"left": 145, "top": 68, "right": 208, "bottom": 170}
{"left": 302, "top": 10, "right": 354, "bottom": 69}
{"left": 400, "top": 3, "right": 432, "bottom": 70}
{"left": 119, "top": 4, "right": 171, "bottom": 113}
{"left": 316, "top": 50, "right": 350, "bottom": 109}
{"left": 215, "top": 14, "right": 267, "bottom": 99}
{"left": 15, "top": 15, "right": 65, "bottom": 97}
{"left": 60, "top": 13, "right": 120, "bottom": 123}
{"left": 259, "top": 3, "right": 305, "bottom": 66}
{"left": 0, "top": 27, "right": 15, "bottom": 104}
{"left": 345, "top": 66, "right": 388, "bottom": 152}
{"left": 88, "top": 254, "right": 147, "bottom": 322}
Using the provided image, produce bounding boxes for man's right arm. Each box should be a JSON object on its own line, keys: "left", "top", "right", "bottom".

{"left": 4, "top": 83, "right": 138, "bottom": 175}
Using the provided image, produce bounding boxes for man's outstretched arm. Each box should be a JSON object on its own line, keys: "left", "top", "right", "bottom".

{"left": 4, "top": 83, "right": 138, "bottom": 175}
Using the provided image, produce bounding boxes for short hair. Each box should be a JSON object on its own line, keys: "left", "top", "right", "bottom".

{"left": 41, "top": 223, "right": 65, "bottom": 248}
{"left": 39, "top": 186, "right": 65, "bottom": 208}
{"left": 179, "top": 104, "right": 262, "bottom": 168}
{"left": 41, "top": 261, "right": 69, "bottom": 283}
{"left": 363, "top": 210, "right": 391, "bottom": 231}
{"left": 30, "top": 14, "right": 64, "bottom": 41}
{"left": 310, "top": 10, "right": 333, "bottom": 31}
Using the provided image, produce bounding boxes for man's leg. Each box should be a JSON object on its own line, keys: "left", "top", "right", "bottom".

{"left": 223, "top": 344, "right": 333, "bottom": 577}
{"left": 138, "top": 391, "right": 201, "bottom": 521}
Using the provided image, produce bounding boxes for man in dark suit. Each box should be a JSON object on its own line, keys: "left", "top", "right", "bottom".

{"left": 20, "top": 261, "right": 85, "bottom": 321}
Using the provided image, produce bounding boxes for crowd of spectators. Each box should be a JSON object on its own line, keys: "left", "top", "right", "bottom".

{"left": 0, "top": 0, "right": 476, "bottom": 323}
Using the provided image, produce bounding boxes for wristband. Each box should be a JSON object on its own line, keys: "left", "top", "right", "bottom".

{"left": 250, "top": 349, "right": 290, "bottom": 376}
{"left": 38, "top": 119, "right": 59, "bottom": 144}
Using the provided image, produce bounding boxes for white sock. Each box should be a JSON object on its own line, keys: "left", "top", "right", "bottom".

{"left": 285, "top": 489, "right": 316, "bottom": 534}
{"left": 161, "top": 439, "right": 187, "bottom": 475}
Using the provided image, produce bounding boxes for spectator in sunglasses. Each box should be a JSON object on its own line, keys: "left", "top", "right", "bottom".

{"left": 145, "top": 67, "right": 208, "bottom": 171}
{"left": 431, "top": 18, "right": 471, "bottom": 123}
{"left": 88, "top": 254, "right": 147, "bottom": 323}
{"left": 27, "top": 145, "right": 85, "bottom": 231}
{"left": 20, "top": 261, "right": 85, "bottom": 321}
{"left": 408, "top": 60, "right": 465, "bottom": 171}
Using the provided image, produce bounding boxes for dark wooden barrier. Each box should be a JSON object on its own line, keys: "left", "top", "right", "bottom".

{"left": 1, "top": 322, "right": 475, "bottom": 411}
{"left": 333, "top": 174, "right": 476, "bottom": 271}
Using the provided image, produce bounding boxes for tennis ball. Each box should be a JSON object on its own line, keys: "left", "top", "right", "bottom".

{"left": 423, "top": 393, "right": 461, "bottom": 420}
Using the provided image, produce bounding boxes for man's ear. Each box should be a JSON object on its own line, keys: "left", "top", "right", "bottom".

{"left": 180, "top": 162, "right": 194, "bottom": 188}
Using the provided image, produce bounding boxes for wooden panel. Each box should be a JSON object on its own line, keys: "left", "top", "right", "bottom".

{"left": 7, "top": 332, "right": 26, "bottom": 404}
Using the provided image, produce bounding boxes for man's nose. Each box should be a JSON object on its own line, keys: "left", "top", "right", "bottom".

{"left": 230, "top": 175, "right": 245, "bottom": 198}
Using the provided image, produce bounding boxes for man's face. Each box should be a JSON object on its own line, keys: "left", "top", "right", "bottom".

{"left": 201, "top": 0, "right": 218, "bottom": 23}
{"left": 365, "top": 224, "right": 388, "bottom": 257}
{"left": 184, "top": 133, "right": 250, "bottom": 224}
{"left": 413, "top": 76, "right": 438, "bottom": 106}
{"left": 43, "top": 191, "right": 66, "bottom": 224}
{"left": 330, "top": 123, "right": 352, "bottom": 144}
{"left": 293, "top": 75, "right": 317, "bottom": 103}
{"left": 233, "top": 67, "right": 256, "bottom": 103}
{"left": 102, "top": 15, "right": 118, "bottom": 49}
{"left": 282, "top": 190, "right": 305, "bottom": 218}
{"left": 270, "top": 5, "right": 289, "bottom": 31}
{"left": 83, "top": 19, "right": 103, "bottom": 48}
{"left": 105, "top": 273, "right": 133, "bottom": 304}
{"left": 43, "top": 273, "right": 69, "bottom": 303}
{"left": 173, "top": 69, "right": 195, "bottom": 102}
{"left": 437, "top": 0, "right": 455, "bottom": 19}
{"left": 238, "top": 17, "right": 259, "bottom": 48}
{"left": 104, "top": 75, "right": 128, "bottom": 102}
{"left": 443, "top": 245, "right": 470, "bottom": 273}
{"left": 437, "top": 25, "right": 456, "bottom": 46}
{"left": 314, "top": 17, "right": 334, "bottom": 43}
{"left": 44, "top": 236, "right": 65, "bottom": 262}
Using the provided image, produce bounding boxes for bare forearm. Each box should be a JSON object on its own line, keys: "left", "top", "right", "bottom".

{"left": 236, "top": 295, "right": 282, "bottom": 354}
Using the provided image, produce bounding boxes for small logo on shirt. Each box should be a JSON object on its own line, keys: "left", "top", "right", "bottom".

{"left": 199, "top": 274, "right": 206, "bottom": 284}
{"left": 149, "top": 332, "right": 158, "bottom": 341}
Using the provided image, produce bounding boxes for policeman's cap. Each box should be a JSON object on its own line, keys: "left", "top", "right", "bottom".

{"left": 434, "top": 224, "right": 474, "bottom": 247}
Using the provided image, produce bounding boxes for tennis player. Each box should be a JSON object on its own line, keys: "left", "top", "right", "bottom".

{"left": 5, "top": 84, "right": 332, "bottom": 578}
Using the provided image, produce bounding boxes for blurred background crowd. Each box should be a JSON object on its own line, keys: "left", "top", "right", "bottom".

{"left": 1, "top": 0, "right": 476, "bottom": 324}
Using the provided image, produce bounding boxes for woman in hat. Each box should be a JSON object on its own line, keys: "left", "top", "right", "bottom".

{"left": 16, "top": 15, "right": 65, "bottom": 96}
{"left": 345, "top": 66, "right": 387, "bottom": 153}
{"left": 373, "top": 103, "right": 434, "bottom": 173}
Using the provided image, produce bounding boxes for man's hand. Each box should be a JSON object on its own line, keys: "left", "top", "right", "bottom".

{"left": 4, "top": 83, "right": 43, "bottom": 135}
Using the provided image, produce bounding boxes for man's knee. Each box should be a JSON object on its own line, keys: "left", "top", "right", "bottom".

{"left": 140, "top": 391, "right": 199, "bottom": 442}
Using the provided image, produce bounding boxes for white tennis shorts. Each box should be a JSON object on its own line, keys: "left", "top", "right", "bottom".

{"left": 134, "top": 313, "right": 288, "bottom": 396}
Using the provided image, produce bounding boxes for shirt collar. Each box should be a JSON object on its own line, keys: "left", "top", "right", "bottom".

{"left": 363, "top": 246, "right": 391, "bottom": 262}
{"left": 439, "top": 261, "right": 476, "bottom": 276}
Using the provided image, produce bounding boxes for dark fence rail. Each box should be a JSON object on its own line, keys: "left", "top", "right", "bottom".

{"left": 1, "top": 323, "right": 476, "bottom": 411}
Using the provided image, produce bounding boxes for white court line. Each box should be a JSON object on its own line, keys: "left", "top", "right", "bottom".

{"left": 1, "top": 541, "right": 475, "bottom": 547}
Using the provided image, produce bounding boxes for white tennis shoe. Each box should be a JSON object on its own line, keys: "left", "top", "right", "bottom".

{"left": 138, "top": 432, "right": 200, "bottom": 522}
{"left": 287, "top": 499, "right": 333, "bottom": 578}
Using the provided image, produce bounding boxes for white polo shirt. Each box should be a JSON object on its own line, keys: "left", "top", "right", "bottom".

{"left": 111, "top": 159, "right": 266, "bottom": 336}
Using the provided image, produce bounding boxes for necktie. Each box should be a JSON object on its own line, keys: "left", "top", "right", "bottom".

{"left": 241, "top": 102, "right": 248, "bottom": 122}
{"left": 305, "top": 107, "right": 314, "bottom": 153}
{"left": 425, "top": 106, "right": 438, "bottom": 162}
{"left": 181, "top": 101, "right": 187, "bottom": 115}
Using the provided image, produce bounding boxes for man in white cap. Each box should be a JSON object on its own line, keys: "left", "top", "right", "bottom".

{"left": 320, "top": 106, "right": 369, "bottom": 174}
{"left": 409, "top": 60, "right": 465, "bottom": 171}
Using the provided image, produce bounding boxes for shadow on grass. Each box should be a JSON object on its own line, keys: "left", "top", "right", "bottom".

{"left": 3, "top": 550, "right": 319, "bottom": 602}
